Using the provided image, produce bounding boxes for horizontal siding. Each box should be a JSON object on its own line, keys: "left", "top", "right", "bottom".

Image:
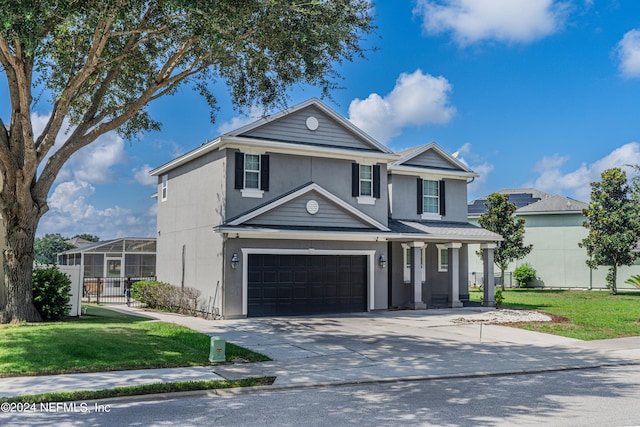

{"left": 242, "top": 106, "right": 375, "bottom": 151}
{"left": 405, "top": 150, "right": 461, "bottom": 170}
{"left": 246, "top": 194, "right": 369, "bottom": 228}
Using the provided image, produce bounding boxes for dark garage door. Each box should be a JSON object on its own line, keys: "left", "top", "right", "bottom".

{"left": 247, "top": 254, "right": 367, "bottom": 316}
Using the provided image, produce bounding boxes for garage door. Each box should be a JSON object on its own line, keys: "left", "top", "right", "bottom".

{"left": 247, "top": 254, "right": 367, "bottom": 316}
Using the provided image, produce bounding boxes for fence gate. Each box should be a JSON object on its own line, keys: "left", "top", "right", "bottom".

{"left": 82, "top": 276, "right": 155, "bottom": 308}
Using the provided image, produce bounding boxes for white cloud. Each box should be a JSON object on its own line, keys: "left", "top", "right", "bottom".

{"left": 40, "top": 179, "right": 156, "bottom": 239}
{"left": 616, "top": 29, "right": 640, "bottom": 78}
{"left": 348, "top": 70, "right": 455, "bottom": 144}
{"left": 530, "top": 142, "right": 640, "bottom": 201}
{"left": 31, "top": 111, "right": 155, "bottom": 239}
{"left": 133, "top": 164, "right": 157, "bottom": 186}
{"left": 216, "top": 105, "right": 265, "bottom": 134}
{"left": 414, "top": 0, "right": 569, "bottom": 46}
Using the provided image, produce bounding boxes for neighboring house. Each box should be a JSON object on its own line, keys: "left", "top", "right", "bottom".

{"left": 468, "top": 188, "right": 640, "bottom": 290}
{"left": 150, "top": 98, "right": 501, "bottom": 318}
{"left": 65, "top": 236, "right": 95, "bottom": 249}
{"left": 57, "top": 238, "right": 156, "bottom": 296}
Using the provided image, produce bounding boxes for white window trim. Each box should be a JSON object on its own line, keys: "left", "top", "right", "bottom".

{"left": 357, "top": 163, "right": 376, "bottom": 205}
{"left": 240, "top": 248, "right": 377, "bottom": 316}
{"left": 421, "top": 213, "right": 442, "bottom": 220}
{"left": 241, "top": 153, "right": 264, "bottom": 198}
{"left": 401, "top": 243, "right": 426, "bottom": 283}
{"left": 357, "top": 196, "right": 376, "bottom": 205}
{"left": 436, "top": 244, "right": 448, "bottom": 272}
{"left": 161, "top": 174, "right": 168, "bottom": 202}
{"left": 422, "top": 179, "right": 440, "bottom": 215}
{"left": 359, "top": 164, "right": 373, "bottom": 197}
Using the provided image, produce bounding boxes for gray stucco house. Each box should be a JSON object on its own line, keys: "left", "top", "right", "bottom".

{"left": 150, "top": 99, "right": 501, "bottom": 318}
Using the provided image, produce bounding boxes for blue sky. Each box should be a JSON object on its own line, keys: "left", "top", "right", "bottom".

{"left": 3, "top": 0, "right": 640, "bottom": 240}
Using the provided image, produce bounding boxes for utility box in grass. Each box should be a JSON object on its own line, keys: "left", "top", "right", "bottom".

{"left": 209, "top": 336, "right": 226, "bottom": 362}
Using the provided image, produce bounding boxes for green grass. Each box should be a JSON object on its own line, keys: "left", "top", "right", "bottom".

{"left": 470, "top": 288, "right": 640, "bottom": 340}
{"left": 0, "top": 377, "right": 276, "bottom": 405}
{"left": 0, "top": 305, "right": 269, "bottom": 377}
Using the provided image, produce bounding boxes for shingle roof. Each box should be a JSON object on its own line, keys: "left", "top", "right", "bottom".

{"left": 388, "top": 219, "right": 502, "bottom": 241}
{"left": 468, "top": 188, "right": 586, "bottom": 216}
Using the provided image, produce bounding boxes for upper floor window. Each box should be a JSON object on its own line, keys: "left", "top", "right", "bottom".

{"left": 235, "top": 152, "right": 270, "bottom": 198}
{"left": 244, "top": 154, "right": 260, "bottom": 189}
{"left": 360, "top": 164, "right": 373, "bottom": 197}
{"left": 416, "top": 178, "right": 445, "bottom": 219}
{"left": 161, "top": 174, "right": 168, "bottom": 201}
{"left": 352, "top": 163, "right": 380, "bottom": 205}
{"left": 422, "top": 180, "right": 439, "bottom": 214}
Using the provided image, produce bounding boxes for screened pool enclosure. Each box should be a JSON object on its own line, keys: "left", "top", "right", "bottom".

{"left": 58, "top": 238, "right": 156, "bottom": 298}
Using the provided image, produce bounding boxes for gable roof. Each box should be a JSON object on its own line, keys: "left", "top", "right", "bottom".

{"left": 468, "top": 188, "right": 587, "bottom": 217}
{"left": 150, "top": 98, "right": 398, "bottom": 176}
{"left": 224, "top": 182, "right": 390, "bottom": 231}
{"left": 388, "top": 143, "right": 477, "bottom": 179}
{"left": 225, "top": 98, "right": 393, "bottom": 154}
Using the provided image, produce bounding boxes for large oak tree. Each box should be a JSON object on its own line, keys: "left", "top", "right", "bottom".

{"left": 0, "top": 0, "right": 374, "bottom": 322}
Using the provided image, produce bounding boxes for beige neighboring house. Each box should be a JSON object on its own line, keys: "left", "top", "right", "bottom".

{"left": 468, "top": 188, "right": 640, "bottom": 290}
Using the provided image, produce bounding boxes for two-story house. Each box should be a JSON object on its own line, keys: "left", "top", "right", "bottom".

{"left": 150, "top": 99, "right": 501, "bottom": 318}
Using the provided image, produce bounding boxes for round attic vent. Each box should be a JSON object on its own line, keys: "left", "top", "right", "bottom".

{"left": 306, "top": 116, "right": 319, "bottom": 131}
{"left": 306, "top": 199, "right": 319, "bottom": 215}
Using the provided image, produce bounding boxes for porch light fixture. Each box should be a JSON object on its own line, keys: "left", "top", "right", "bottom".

{"left": 231, "top": 253, "right": 239, "bottom": 269}
{"left": 379, "top": 254, "right": 387, "bottom": 269}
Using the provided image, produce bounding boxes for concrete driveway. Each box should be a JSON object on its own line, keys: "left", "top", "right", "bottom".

{"left": 134, "top": 307, "right": 640, "bottom": 388}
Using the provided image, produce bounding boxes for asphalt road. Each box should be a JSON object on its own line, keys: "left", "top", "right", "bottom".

{"left": 3, "top": 365, "right": 640, "bottom": 426}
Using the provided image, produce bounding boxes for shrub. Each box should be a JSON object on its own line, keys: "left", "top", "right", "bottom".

{"left": 131, "top": 280, "right": 202, "bottom": 315}
{"left": 513, "top": 263, "right": 537, "bottom": 287}
{"left": 32, "top": 266, "right": 72, "bottom": 321}
{"left": 494, "top": 288, "right": 504, "bottom": 309}
{"left": 130, "top": 280, "right": 173, "bottom": 310}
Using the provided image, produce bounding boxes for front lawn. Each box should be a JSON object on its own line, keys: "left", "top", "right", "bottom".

{"left": 0, "top": 305, "right": 269, "bottom": 377}
{"left": 470, "top": 288, "right": 640, "bottom": 340}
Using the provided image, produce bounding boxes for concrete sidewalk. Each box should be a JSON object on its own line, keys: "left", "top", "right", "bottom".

{"left": 2, "top": 306, "right": 640, "bottom": 398}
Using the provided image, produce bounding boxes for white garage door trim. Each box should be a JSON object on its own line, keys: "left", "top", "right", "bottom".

{"left": 241, "top": 248, "right": 376, "bottom": 316}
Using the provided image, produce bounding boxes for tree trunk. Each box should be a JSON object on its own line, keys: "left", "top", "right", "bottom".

{"left": 610, "top": 265, "right": 618, "bottom": 296}
{"left": 500, "top": 268, "right": 506, "bottom": 291}
{"left": 0, "top": 208, "right": 42, "bottom": 323}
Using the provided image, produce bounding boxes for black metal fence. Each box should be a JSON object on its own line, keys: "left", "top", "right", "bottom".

{"left": 82, "top": 276, "right": 156, "bottom": 307}
{"left": 469, "top": 272, "right": 514, "bottom": 288}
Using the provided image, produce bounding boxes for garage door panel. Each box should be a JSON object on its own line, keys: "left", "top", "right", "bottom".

{"left": 247, "top": 254, "right": 367, "bottom": 316}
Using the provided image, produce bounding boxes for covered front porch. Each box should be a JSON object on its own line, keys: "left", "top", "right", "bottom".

{"left": 387, "top": 220, "right": 501, "bottom": 309}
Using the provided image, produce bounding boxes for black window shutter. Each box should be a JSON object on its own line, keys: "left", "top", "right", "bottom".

{"left": 234, "top": 152, "right": 244, "bottom": 189}
{"left": 260, "top": 154, "right": 270, "bottom": 191}
{"left": 351, "top": 163, "right": 359, "bottom": 197}
{"left": 373, "top": 164, "right": 381, "bottom": 199}
{"left": 416, "top": 177, "right": 423, "bottom": 215}
{"left": 439, "top": 180, "right": 446, "bottom": 216}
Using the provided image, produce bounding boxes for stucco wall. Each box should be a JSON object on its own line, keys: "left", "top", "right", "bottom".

{"left": 389, "top": 175, "right": 468, "bottom": 222}
{"left": 155, "top": 149, "right": 226, "bottom": 315}
{"left": 225, "top": 150, "right": 389, "bottom": 225}
{"left": 467, "top": 214, "right": 640, "bottom": 290}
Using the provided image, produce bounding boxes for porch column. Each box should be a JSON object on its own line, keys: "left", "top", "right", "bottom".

{"left": 409, "top": 242, "right": 426, "bottom": 309}
{"left": 446, "top": 243, "right": 463, "bottom": 308}
{"left": 481, "top": 243, "right": 497, "bottom": 307}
